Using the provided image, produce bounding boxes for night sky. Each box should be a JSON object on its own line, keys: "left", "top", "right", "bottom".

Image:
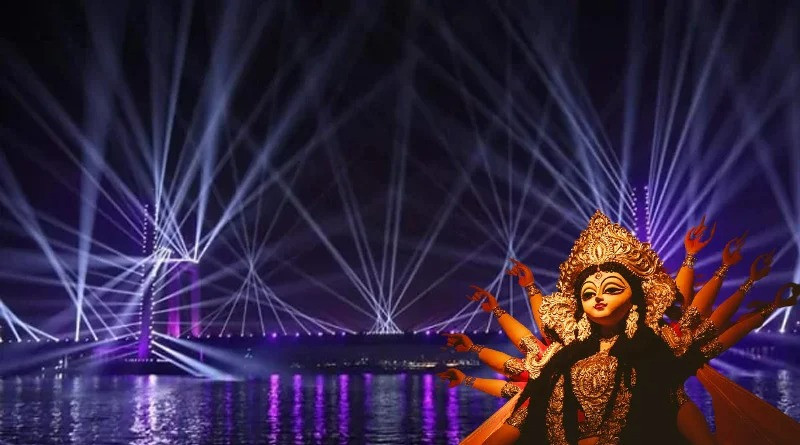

{"left": 0, "top": 1, "right": 798, "bottom": 338}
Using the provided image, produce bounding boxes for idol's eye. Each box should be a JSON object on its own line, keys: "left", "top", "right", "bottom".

{"left": 581, "top": 291, "right": 595, "bottom": 301}
{"left": 605, "top": 286, "right": 623, "bottom": 294}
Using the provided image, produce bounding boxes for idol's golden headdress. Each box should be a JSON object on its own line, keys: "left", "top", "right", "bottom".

{"left": 540, "top": 210, "right": 676, "bottom": 344}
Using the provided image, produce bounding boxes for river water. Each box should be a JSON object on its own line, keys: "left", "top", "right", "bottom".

{"left": 0, "top": 369, "right": 797, "bottom": 444}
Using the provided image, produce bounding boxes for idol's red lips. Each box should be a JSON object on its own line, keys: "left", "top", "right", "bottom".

{"left": 594, "top": 303, "right": 606, "bottom": 310}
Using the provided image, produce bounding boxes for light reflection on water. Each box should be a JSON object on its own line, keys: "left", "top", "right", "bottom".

{"left": 0, "top": 371, "right": 796, "bottom": 444}
{"left": 268, "top": 374, "right": 280, "bottom": 443}
{"left": 338, "top": 374, "right": 349, "bottom": 442}
{"left": 422, "top": 374, "right": 435, "bottom": 443}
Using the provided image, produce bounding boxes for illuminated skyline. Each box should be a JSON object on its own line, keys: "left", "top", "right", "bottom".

{"left": 1, "top": 0, "right": 798, "bottom": 360}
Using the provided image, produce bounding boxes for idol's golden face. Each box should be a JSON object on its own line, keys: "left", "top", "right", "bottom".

{"left": 579, "top": 271, "right": 633, "bottom": 328}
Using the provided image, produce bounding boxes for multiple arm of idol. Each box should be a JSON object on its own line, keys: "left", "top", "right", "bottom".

{"left": 438, "top": 217, "right": 799, "bottom": 445}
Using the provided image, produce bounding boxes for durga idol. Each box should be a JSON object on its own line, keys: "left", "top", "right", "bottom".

{"left": 439, "top": 210, "right": 800, "bottom": 445}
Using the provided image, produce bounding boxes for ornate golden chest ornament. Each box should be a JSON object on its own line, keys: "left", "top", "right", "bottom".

{"left": 572, "top": 349, "right": 618, "bottom": 438}
{"left": 543, "top": 345, "right": 632, "bottom": 444}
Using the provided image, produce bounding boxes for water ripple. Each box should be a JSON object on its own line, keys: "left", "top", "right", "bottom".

{"left": 0, "top": 370, "right": 796, "bottom": 444}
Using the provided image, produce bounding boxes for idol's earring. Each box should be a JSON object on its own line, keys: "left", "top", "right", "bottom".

{"left": 576, "top": 313, "right": 591, "bottom": 341}
{"left": 625, "top": 305, "right": 639, "bottom": 338}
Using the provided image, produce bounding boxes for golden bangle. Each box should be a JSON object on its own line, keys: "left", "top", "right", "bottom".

{"left": 758, "top": 302, "right": 778, "bottom": 319}
{"left": 713, "top": 264, "right": 731, "bottom": 279}
{"left": 679, "top": 306, "right": 703, "bottom": 331}
{"left": 739, "top": 278, "right": 755, "bottom": 295}
{"left": 468, "top": 344, "right": 485, "bottom": 354}
{"left": 693, "top": 318, "right": 719, "bottom": 344}
{"left": 500, "top": 382, "right": 521, "bottom": 399}
{"left": 682, "top": 253, "right": 697, "bottom": 269}
{"left": 700, "top": 339, "right": 724, "bottom": 359}
{"left": 491, "top": 306, "right": 508, "bottom": 319}
{"left": 525, "top": 283, "right": 542, "bottom": 297}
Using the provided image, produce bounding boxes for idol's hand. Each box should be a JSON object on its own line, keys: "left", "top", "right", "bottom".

{"left": 749, "top": 251, "right": 774, "bottom": 281}
{"left": 441, "top": 333, "right": 474, "bottom": 352}
{"left": 436, "top": 368, "right": 466, "bottom": 388}
{"left": 507, "top": 258, "right": 534, "bottom": 287}
{"left": 468, "top": 285, "right": 498, "bottom": 312}
{"left": 773, "top": 282, "right": 800, "bottom": 308}
{"left": 722, "top": 233, "right": 747, "bottom": 266}
{"left": 684, "top": 216, "right": 716, "bottom": 254}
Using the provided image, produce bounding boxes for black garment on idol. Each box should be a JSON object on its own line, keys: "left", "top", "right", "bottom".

{"left": 515, "top": 326, "right": 705, "bottom": 444}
